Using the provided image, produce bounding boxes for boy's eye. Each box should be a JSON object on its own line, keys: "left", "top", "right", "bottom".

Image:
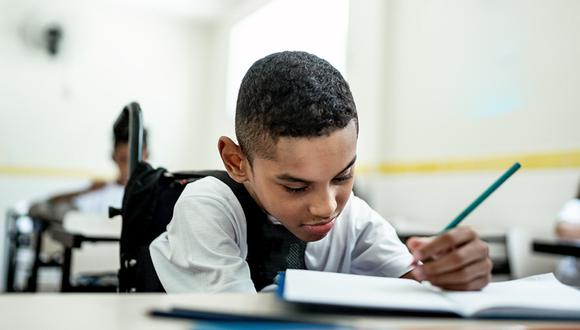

{"left": 333, "top": 175, "right": 353, "bottom": 183}
{"left": 284, "top": 186, "right": 308, "bottom": 193}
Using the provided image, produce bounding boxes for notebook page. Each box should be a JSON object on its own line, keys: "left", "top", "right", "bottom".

{"left": 443, "top": 273, "right": 580, "bottom": 318}
{"left": 283, "top": 270, "right": 457, "bottom": 314}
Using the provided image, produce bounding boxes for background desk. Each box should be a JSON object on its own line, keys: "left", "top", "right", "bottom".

{"left": 532, "top": 239, "right": 580, "bottom": 258}
{"left": 49, "top": 222, "right": 119, "bottom": 291}
{"left": 24, "top": 212, "right": 120, "bottom": 292}
{"left": 1, "top": 293, "right": 579, "bottom": 330}
{"left": 52, "top": 211, "right": 120, "bottom": 291}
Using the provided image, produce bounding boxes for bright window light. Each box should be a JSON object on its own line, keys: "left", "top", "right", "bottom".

{"left": 226, "top": 0, "right": 349, "bottom": 117}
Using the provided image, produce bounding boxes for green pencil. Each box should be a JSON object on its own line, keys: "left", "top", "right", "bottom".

{"left": 441, "top": 162, "right": 521, "bottom": 233}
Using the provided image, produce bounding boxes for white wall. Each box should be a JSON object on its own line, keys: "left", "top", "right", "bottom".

{"left": 194, "top": 0, "right": 277, "bottom": 171}
{"left": 349, "top": 0, "right": 580, "bottom": 162}
{"left": 364, "top": 170, "right": 580, "bottom": 232}
{"left": 348, "top": 0, "right": 580, "bottom": 276}
{"left": 0, "top": 0, "right": 211, "bottom": 172}
{"left": 345, "top": 0, "right": 391, "bottom": 166}
{"left": 0, "top": 0, "right": 213, "bottom": 290}
{"left": 383, "top": 0, "right": 580, "bottom": 160}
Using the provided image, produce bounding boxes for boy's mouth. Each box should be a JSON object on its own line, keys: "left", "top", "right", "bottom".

{"left": 300, "top": 216, "right": 337, "bottom": 238}
{"left": 302, "top": 216, "right": 337, "bottom": 227}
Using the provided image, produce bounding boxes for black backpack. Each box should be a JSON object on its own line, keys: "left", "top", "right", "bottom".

{"left": 115, "top": 161, "right": 306, "bottom": 293}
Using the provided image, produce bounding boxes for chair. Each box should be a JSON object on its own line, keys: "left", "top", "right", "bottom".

{"left": 506, "top": 227, "right": 558, "bottom": 279}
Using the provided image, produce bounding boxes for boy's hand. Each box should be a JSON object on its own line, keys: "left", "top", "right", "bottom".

{"left": 405, "top": 226, "right": 492, "bottom": 291}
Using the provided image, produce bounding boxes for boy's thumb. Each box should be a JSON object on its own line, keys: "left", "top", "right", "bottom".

{"left": 405, "top": 236, "right": 431, "bottom": 251}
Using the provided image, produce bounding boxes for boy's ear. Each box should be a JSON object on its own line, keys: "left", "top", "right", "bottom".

{"left": 218, "top": 136, "right": 249, "bottom": 183}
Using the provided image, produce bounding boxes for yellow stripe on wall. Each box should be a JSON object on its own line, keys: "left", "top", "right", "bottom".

{"left": 2, "top": 149, "right": 580, "bottom": 178}
{"left": 0, "top": 166, "right": 113, "bottom": 180}
{"left": 369, "top": 149, "right": 580, "bottom": 174}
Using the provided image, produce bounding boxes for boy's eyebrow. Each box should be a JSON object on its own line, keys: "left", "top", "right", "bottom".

{"left": 276, "top": 155, "right": 357, "bottom": 184}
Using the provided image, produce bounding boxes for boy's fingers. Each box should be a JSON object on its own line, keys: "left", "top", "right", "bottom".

{"left": 421, "top": 238, "right": 490, "bottom": 276}
{"left": 425, "top": 257, "right": 493, "bottom": 288}
{"left": 412, "top": 227, "right": 476, "bottom": 261}
{"left": 406, "top": 227, "right": 493, "bottom": 291}
{"left": 405, "top": 236, "right": 432, "bottom": 251}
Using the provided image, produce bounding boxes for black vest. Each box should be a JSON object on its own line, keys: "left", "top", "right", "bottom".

{"left": 212, "top": 172, "right": 307, "bottom": 291}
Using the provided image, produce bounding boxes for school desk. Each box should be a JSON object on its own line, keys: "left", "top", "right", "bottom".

{"left": 1, "top": 292, "right": 579, "bottom": 330}
{"left": 533, "top": 238, "right": 580, "bottom": 258}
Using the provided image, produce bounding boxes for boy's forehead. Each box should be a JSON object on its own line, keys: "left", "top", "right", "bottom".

{"left": 252, "top": 122, "right": 358, "bottom": 177}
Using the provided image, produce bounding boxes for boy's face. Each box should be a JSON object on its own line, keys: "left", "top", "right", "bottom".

{"left": 112, "top": 143, "right": 130, "bottom": 185}
{"left": 112, "top": 143, "right": 148, "bottom": 186}
{"left": 243, "top": 121, "right": 357, "bottom": 242}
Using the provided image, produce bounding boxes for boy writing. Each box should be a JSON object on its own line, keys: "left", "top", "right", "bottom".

{"left": 150, "top": 51, "right": 491, "bottom": 292}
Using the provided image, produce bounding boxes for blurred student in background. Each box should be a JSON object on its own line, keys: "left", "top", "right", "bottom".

{"left": 554, "top": 183, "right": 580, "bottom": 287}
{"left": 29, "top": 117, "right": 149, "bottom": 221}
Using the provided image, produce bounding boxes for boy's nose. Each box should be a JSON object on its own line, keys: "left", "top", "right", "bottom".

{"left": 308, "top": 188, "right": 338, "bottom": 219}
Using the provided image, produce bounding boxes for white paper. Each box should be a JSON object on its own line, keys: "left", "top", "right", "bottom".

{"left": 282, "top": 270, "right": 580, "bottom": 319}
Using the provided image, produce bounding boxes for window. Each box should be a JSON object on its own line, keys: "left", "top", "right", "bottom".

{"left": 227, "top": 0, "right": 349, "bottom": 117}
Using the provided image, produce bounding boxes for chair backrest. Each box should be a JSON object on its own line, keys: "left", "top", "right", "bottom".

{"left": 507, "top": 227, "right": 558, "bottom": 279}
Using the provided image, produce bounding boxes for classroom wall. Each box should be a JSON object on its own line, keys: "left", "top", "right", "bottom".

{"left": 382, "top": 0, "right": 580, "bottom": 161}
{"left": 345, "top": 0, "right": 390, "bottom": 166}
{"left": 0, "top": 0, "right": 212, "bottom": 172}
{"left": 348, "top": 0, "right": 580, "bottom": 276}
{"left": 193, "top": 0, "right": 286, "bottom": 170}
{"left": 0, "top": 0, "right": 213, "bottom": 290}
{"left": 348, "top": 0, "right": 580, "bottom": 160}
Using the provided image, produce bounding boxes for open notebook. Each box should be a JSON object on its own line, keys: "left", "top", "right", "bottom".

{"left": 278, "top": 269, "right": 580, "bottom": 319}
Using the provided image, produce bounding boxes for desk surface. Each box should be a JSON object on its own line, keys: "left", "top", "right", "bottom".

{"left": 1, "top": 293, "right": 579, "bottom": 330}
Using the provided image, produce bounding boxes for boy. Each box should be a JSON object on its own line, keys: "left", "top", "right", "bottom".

{"left": 554, "top": 189, "right": 580, "bottom": 287}
{"left": 29, "top": 116, "right": 149, "bottom": 220}
{"left": 150, "top": 51, "right": 492, "bottom": 292}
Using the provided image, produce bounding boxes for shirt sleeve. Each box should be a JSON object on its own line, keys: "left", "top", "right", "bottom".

{"left": 557, "top": 199, "right": 580, "bottom": 224}
{"left": 149, "top": 178, "right": 256, "bottom": 293}
{"left": 348, "top": 197, "right": 414, "bottom": 278}
{"left": 305, "top": 195, "right": 414, "bottom": 278}
{"left": 72, "top": 183, "right": 124, "bottom": 215}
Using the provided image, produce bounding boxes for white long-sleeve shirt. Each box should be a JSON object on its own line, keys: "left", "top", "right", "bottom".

{"left": 150, "top": 176, "right": 413, "bottom": 293}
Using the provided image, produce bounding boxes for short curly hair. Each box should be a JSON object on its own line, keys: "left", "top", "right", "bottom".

{"left": 235, "top": 51, "right": 358, "bottom": 161}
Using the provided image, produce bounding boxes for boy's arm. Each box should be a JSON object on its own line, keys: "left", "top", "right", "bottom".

{"left": 28, "top": 181, "right": 107, "bottom": 221}
{"left": 403, "top": 227, "right": 492, "bottom": 291}
{"left": 152, "top": 179, "right": 257, "bottom": 293}
{"left": 48, "top": 181, "right": 107, "bottom": 204}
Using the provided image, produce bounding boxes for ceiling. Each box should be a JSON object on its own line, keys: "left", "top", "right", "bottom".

{"left": 115, "top": 0, "right": 253, "bottom": 21}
